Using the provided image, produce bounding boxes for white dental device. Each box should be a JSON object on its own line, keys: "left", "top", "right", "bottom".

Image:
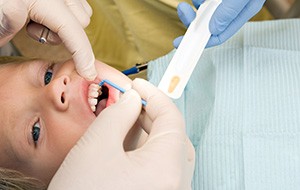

{"left": 158, "top": 0, "right": 221, "bottom": 99}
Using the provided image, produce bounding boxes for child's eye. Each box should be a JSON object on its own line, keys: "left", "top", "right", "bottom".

{"left": 32, "top": 122, "right": 41, "bottom": 144}
{"left": 44, "top": 66, "right": 53, "bottom": 85}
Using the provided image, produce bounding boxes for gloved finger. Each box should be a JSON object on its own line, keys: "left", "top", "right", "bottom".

{"left": 209, "top": 0, "right": 249, "bottom": 35}
{"left": 192, "top": 0, "right": 205, "bottom": 9}
{"left": 79, "top": 0, "right": 93, "bottom": 17}
{"left": 137, "top": 109, "right": 152, "bottom": 134}
{"left": 207, "top": 0, "right": 265, "bottom": 47}
{"left": 26, "top": 22, "right": 62, "bottom": 45}
{"left": 48, "top": 90, "right": 141, "bottom": 189}
{"left": 173, "top": 36, "right": 183, "bottom": 48}
{"left": 139, "top": 103, "right": 195, "bottom": 167}
{"left": 64, "top": 0, "right": 91, "bottom": 28}
{"left": 87, "top": 89, "right": 142, "bottom": 152}
{"left": 177, "top": 2, "right": 196, "bottom": 28}
{"left": 132, "top": 78, "right": 185, "bottom": 135}
{"left": 24, "top": 0, "right": 97, "bottom": 80}
{"left": 0, "top": 0, "right": 27, "bottom": 46}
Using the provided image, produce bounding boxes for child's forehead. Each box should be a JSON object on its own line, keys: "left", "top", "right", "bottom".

{"left": 0, "top": 58, "right": 47, "bottom": 70}
{"left": 0, "top": 57, "right": 38, "bottom": 73}
{"left": 0, "top": 59, "right": 44, "bottom": 90}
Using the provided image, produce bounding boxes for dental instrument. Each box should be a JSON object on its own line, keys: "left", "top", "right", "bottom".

{"left": 122, "top": 63, "right": 148, "bottom": 76}
{"left": 39, "top": 27, "right": 50, "bottom": 44}
{"left": 99, "top": 79, "right": 147, "bottom": 106}
{"left": 158, "top": 0, "right": 221, "bottom": 99}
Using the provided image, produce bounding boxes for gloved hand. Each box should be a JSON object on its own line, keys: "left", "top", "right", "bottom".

{"left": 173, "top": 0, "right": 265, "bottom": 48}
{"left": 48, "top": 78, "right": 195, "bottom": 190}
{"left": 0, "top": 0, "right": 97, "bottom": 81}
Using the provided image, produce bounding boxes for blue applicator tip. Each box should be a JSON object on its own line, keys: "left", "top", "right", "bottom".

{"left": 99, "top": 79, "right": 147, "bottom": 106}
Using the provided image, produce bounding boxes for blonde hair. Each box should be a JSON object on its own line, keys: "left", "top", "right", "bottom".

{"left": 0, "top": 168, "right": 46, "bottom": 190}
{"left": 0, "top": 56, "right": 34, "bottom": 64}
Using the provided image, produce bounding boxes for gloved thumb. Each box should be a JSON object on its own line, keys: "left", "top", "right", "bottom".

{"left": 0, "top": 0, "right": 27, "bottom": 46}
{"left": 86, "top": 89, "right": 142, "bottom": 152}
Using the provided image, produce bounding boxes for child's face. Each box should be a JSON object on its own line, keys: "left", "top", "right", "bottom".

{"left": 0, "top": 59, "right": 131, "bottom": 183}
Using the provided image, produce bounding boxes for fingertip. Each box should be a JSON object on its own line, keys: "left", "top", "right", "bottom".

{"left": 177, "top": 2, "right": 196, "bottom": 28}
{"left": 0, "top": 0, "right": 27, "bottom": 43}
{"left": 80, "top": 0, "right": 93, "bottom": 17}
{"left": 80, "top": 14, "right": 91, "bottom": 29}
{"left": 132, "top": 78, "right": 173, "bottom": 109}
{"left": 177, "top": 2, "right": 191, "bottom": 11}
{"left": 84, "top": 70, "right": 98, "bottom": 81}
{"left": 73, "top": 53, "right": 98, "bottom": 81}
{"left": 173, "top": 36, "right": 183, "bottom": 48}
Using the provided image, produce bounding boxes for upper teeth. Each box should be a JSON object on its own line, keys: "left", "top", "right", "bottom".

{"left": 88, "top": 83, "right": 101, "bottom": 112}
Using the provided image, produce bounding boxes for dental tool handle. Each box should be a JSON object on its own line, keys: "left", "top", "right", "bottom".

{"left": 158, "top": 0, "right": 221, "bottom": 99}
{"left": 99, "top": 80, "right": 147, "bottom": 106}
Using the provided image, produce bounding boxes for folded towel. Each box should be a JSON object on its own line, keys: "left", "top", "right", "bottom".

{"left": 148, "top": 19, "right": 300, "bottom": 190}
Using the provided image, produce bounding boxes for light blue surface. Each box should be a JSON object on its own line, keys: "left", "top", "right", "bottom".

{"left": 148, "top": 19, "right": 300, "bottom": 190}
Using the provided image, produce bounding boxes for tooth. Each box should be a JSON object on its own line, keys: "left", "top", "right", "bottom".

{"left": 88, "top": 98, "right": 97, "bottom": 106}
{"left": 90, "top": 83, "right": 99, "bottom": 90}
{"left": 89, "top": 89, "right": 99, "bottom": 98}
{"left": 89, "top": 83, "right": 96, "bottom": 88}
{"left": 90, "top": 105, "right": 96, "bottom": 112}
{"left": 88, "top": 84, "right": 97, "bottom": 93}
{"left": 98, "top": 86, "right": 102, "bottom": 95}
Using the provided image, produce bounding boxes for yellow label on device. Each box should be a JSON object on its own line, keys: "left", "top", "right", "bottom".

{"left": 168, "top": 76, "right": 180, "bottom": 93}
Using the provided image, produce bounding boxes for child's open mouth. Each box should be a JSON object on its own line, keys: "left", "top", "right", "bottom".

{"left": 87, "top": 83, "right": 119, "bottom": 116}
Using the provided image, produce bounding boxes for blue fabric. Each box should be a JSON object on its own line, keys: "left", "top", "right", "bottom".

{"left": 148, "top": 19, "right": 300, "bottom": 190}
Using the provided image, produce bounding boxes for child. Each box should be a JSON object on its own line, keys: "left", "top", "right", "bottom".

{"left": 0, "top": 57, "right": 149, "bottom": 188}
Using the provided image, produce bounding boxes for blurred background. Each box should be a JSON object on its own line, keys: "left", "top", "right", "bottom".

{"left": 4, "top": 0, "right": 300, "bottom": 78}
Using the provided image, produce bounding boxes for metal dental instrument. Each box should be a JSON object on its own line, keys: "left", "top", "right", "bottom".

{"left": 158, "top": 0, "right": 221, "bottom": 99}
{"left": 99, "top": 79, "right": 147, "bottom": 106}
{"left": 39, "top": 27, "right": 50, "bottom": 44}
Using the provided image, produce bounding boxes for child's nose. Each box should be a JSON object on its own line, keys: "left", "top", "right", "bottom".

{"left": 48, "top": 75, "right": 70, "bottom": 111}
